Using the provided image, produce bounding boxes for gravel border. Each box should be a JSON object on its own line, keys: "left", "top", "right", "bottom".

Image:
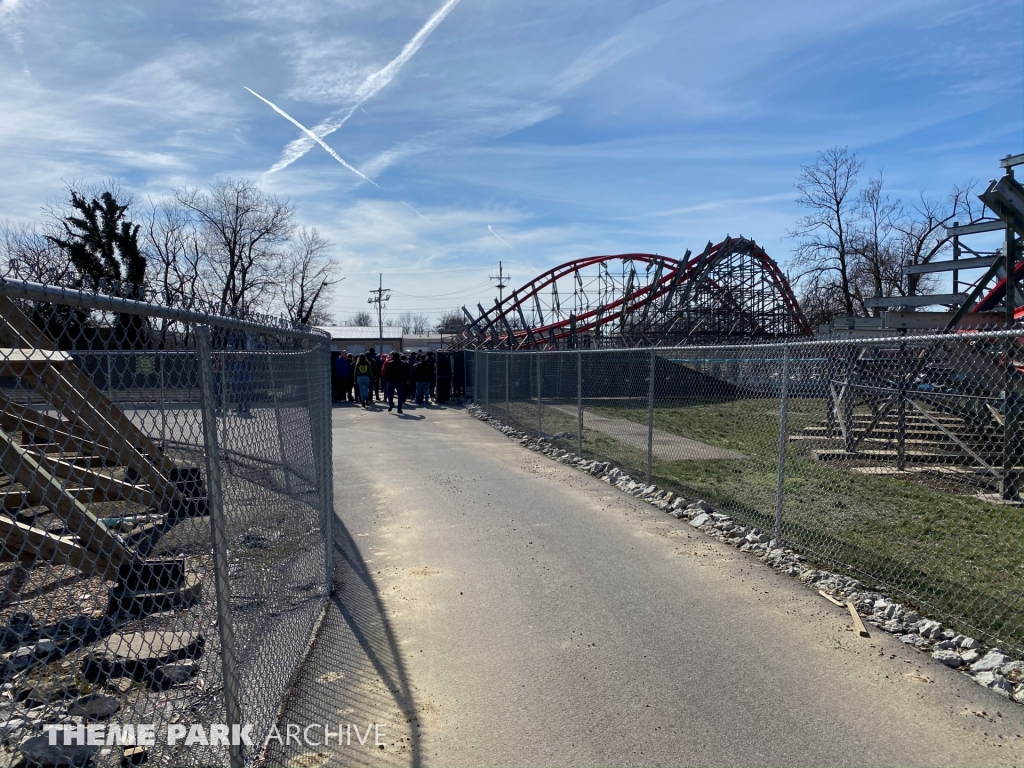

{"left": 467, "top": 403, "right": 1024, "bottom": 704}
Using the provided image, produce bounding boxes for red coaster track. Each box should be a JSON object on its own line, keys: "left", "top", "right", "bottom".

{"left": 456, "top": 236, "right": 811, "bottom": 350}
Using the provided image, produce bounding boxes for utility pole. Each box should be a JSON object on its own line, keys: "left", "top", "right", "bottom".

{"left": 368, "top": 273, "right": 391, "bottom": 354}
{"left": 490, "top": 261, "right": 509, "bottom": 305}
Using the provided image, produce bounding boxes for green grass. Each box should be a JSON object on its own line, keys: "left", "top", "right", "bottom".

{"left": 492, "top": 395, "right": 1024, "bottom": 654}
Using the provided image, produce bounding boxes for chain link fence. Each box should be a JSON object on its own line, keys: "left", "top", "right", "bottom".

{"left": 468, "top": 331, "right": 1024, "bottom": 659}
{"left": 0, "top": 280, "right": 333, "bottom": 767}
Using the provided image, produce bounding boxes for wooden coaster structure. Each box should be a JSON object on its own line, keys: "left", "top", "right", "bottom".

{"left": 0, "top": 296, "right": 205, "bottom": 611}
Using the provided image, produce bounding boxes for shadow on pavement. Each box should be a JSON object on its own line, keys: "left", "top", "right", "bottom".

{"left": 263, "top": 516, "right": 422, "bottom": 767}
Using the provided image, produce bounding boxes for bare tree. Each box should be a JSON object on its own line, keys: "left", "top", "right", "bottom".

{"left": 396, "top": 312, "right": 431, "bottom": 334}
{"left": 0, "top": 219, "right": 73, "bottom": 284}
{"left": 789, "top": 147, "right": 864, "bottom": 316}
{"left": 175, "top": 179, "right": 294, "bottom": 315}
{"left": 894, "top": 183, "right": 986, "bottom": 297}
{"left": 345, "top": 311, "right": 373, "bottom": 327}
{"left": 140, "top": 201, "right": 206, "bottom": 346}
{"left": 435, "top": 309, "right": 465, "bottom": 333}
{"left": 277, "top": 227, "right": 341, "bottom": 326}
{"left": 851, "top": 173, "right": 903, "bottom": 316}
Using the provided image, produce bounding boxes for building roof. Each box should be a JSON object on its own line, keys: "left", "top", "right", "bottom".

{"left": 317, "top": 326, "right": 403, "bottom": 340}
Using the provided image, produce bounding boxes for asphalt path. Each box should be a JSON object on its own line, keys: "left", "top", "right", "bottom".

{"left": 272, "top": 400, "right": 1023, "bottom": 768}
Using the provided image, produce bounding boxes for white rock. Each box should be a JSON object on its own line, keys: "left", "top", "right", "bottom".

{"left": 960, "top": 649, "right": 981, "bottom": 665}
{"left": 970, "top": 651, "right": 1012, "bottom": 674}
{"left": 973, "top": 671, "right": 1012, "bottom": 697}
{"left": 931, "top": 649, "right": 962, "bottom": 667}
{"left": 0, "top": 718, "right": 25, "bottom": 741}
{"left": 917, "top": 620, "right": 942, "bottom": 639}
{"left": 687, "top": 500, "right": 713, "bottom": 514}
{"left": 999, "top": 661, "right": 1024, "bottom": 681}
{"left": 690, "top": 512, "right": 710, "bottom": 527}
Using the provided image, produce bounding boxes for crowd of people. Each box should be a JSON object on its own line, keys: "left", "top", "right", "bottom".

{"left": 332, "top": 348, "right": 437, "bottom": 414}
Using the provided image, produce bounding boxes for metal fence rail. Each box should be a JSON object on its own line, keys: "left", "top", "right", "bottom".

{"left": 0, "top": 281, "right": 332, "bottom": 768}
{"left": 468, "top": 331, "right": 1024, "bottom": 658}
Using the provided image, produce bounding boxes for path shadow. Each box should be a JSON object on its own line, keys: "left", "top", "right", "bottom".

{"left": 264, "top": 515, "right": 421, "bottom": 767}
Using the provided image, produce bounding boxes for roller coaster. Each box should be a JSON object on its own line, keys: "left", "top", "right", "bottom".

{"left": 455, "top": 236, "right": 812, "bottom": 350}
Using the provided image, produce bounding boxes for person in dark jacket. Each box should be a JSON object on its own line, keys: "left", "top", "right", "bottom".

{"left": 332, "top": 353, "right": 350, "bottom": 402}
{"left": 426, "top": 351, "right": 437, "bottom": 401}
{"left": 414, "top": 354, "right": 434, "bottom": 405}
{"left": 384, "top": 351, "right": 410, "bottom": 413}
{"left": 367, "top": 348, "right": 382, "bottom": 401}
{"left": 344, "top": 353, "right": 356, "bottom": 401}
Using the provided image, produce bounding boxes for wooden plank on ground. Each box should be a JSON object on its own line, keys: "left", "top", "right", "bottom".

{"left": 0, "top": 297, "right": 174, "bottom": 472}
{"left": 0, "top": 513, "right": 120, "bottom": 580}
{"left": 819, "top": 590, "right": 846, "bottom": 607}
{"left": 41, "top": 458, "right": 154, "bottom": 507}
{"left": 847, "top": 601, "right": 871, "bottom": 637}
{"left": 0, "top": 396, "right": 94, "bottom": 441}
{"left": 27, "top": 367, "right": 181, "bottom": 508}
{"left": 0, "top": 426, "right": 131, "bottom": 569}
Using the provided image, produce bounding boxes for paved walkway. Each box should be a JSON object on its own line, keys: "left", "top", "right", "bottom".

{"left": 274, "top": 401, "right": 1022, "bottom": 767}
{"left": 551, "top": 405, "right": 744, "bottom": 460}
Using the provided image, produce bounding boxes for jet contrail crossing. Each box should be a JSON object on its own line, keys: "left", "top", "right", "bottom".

{"left": 266, "top": 0, "right": 461, "bottom": 174}
{"left": 244, "top": 86, "right": 378, "bottom": 186}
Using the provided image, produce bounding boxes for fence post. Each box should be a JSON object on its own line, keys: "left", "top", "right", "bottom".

{"left": 537, "top": 352, "right": 542, "bottom": 438}
{"left": 484, "top": 352, "right": 489, "bottom": 412}
{"left": 843, "top": 347, "right": 855, "bottom": 453}
{"left": 195, "top": 325, "right": 244, "bottom": 768}
{"left": 897, "top": 337, "right": 907, "bottom": 471}
{"left": 577, "top": 349, "right": 583, "bottom": 456}
{"left": 647, "top": 349, "right": 655, "bottom": 484}
{"left": 774, "top": 344, "right": 792, "bottom": 544}
{"left": 473, "top": 352, "right": 479, "bottom": 404}
{"left": 505, "top": 353, "right": 510, "bottom": 422}
{"left": 307, "top": 341, "right": 335, "bottom": 591}
{"left": 267, "top": 347, "right": 292, "bottom": 494}
{"left": 159, "top": 352, "right": 167, "bottom": 445}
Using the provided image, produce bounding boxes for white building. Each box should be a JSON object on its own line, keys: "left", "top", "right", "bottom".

{"left": 317, "top": 326, "right": 404, "bottom": 355}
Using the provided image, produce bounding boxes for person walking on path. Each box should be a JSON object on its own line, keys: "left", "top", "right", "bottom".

{"left": 353, "top": 354, "right": 373, "bottom": 407}
{"left": 344, "top": 353, "right": 356, "bottom": 401}
{"left": 332, "top": 353, "right": 350, "bottom": 403}
{"left": 414, "top": 353, "right": 433, "bottom": 405}
{"left": 426, "top": 351, "right": 437, "bottom": 401}
{"left": 367, "top": 347, "right": 383, "bottom": 402}
{"left": 384, "top": 351, "right": 410, "bottom": 413}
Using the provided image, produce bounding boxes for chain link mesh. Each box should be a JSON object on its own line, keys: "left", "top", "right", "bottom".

{"left": 468, "top": 332, "right": 1023, "bottom": 659}
{"left": 0, "top": 285, "right": 332, "bottom": 767}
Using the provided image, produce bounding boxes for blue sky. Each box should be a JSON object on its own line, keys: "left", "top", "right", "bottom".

{"left": 0, "top": 0, "right": 1020, "bottom": 321}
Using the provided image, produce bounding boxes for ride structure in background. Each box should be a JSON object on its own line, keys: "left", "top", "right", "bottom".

{"left": 454, "top": 237, "right": 812, "bottom": 350}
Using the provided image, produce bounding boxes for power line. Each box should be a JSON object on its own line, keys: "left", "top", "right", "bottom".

{"left": 367, "top": 274, "right": 391, "bottom": 351}
{"left": 489, "top": 261, "right": 510, "bottom": 305}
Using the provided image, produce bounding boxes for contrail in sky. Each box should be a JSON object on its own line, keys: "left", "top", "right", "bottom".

{"left": 244, "top": 87, "right": 378, "bottom": 186}
{"left": 402, "top": 201, "right": 432, "bottom": 223}
{"left": 488, "top": 225, "right": 514, "bottom": 250}
{"left": 266, "top": 0, "right": 461, "bottom": 175}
